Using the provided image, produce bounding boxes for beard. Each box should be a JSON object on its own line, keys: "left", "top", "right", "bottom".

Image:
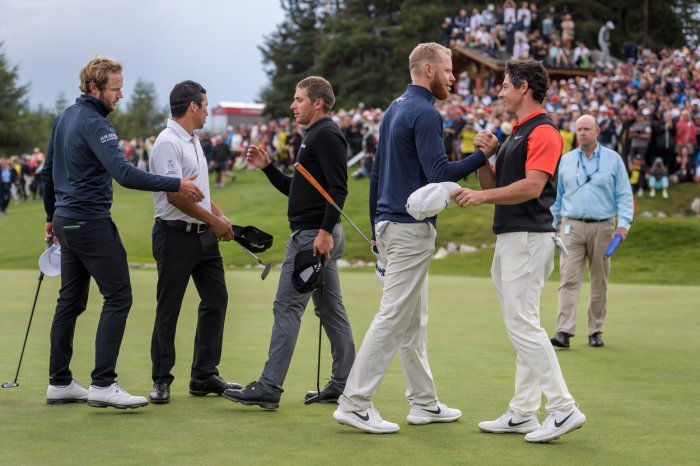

{"left": 430, "top": 74, "right": 450, "bottom": 101}
{"left": 97, "top": 91, "right": 116, "bottom": 111}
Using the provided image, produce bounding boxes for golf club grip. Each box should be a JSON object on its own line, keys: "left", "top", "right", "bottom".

{"left": 294, "top": 163, "right": 336, "bottom": 206}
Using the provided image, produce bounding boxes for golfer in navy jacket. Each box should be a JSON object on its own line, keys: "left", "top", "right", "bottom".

{"left": 42, "top": 56, "right": 203, "bottom": 409}
{"left": 334, "top": 42, "right": 496, "bottom": 434}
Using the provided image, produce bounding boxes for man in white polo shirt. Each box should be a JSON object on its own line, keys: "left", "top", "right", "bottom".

{"left": 148, "top": 80, "right": 241, "bottom": 404}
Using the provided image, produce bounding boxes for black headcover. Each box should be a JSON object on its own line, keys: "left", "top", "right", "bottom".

{"left": 232, "top": 225, "right": 274, "bottom": 253}
{"left": 292, "top": 249, "right": 325, "bottom": 294}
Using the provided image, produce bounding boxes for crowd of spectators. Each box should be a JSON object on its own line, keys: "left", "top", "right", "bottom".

{"left": 3, "top": 41, "right": 699, "bottom": 216}
{"left": 442, "top": 2, "right": 625, "bottom": 69}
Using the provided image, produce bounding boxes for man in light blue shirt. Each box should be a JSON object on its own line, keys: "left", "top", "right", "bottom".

{"left": 550, "top": 114, "right": 633, "bottom": 349}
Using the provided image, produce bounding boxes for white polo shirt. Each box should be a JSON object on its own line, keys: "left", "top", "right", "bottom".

{"left": 150, "top": 119, "right": 211, "bottom": 222}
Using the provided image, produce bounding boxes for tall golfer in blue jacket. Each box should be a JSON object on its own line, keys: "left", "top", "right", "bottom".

{"left": 333, "top": 42, "right": 496, "bottom": 434}
{"left": 42, "top": 56, "right": 203, "bottom": 409}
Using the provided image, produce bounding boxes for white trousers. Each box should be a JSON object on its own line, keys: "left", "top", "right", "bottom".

{"left": 338, "top": 221, "right": 437, "bottom": 411}
{"left": 492, "top": 232, "right": 575, "bottom": 414}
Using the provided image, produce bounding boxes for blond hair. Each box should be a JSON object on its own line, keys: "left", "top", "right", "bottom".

{"left": 409, "top": 43, "right": 451, "bottom": 79}
{"left": 79, "top": 56, "right": 122, "bottom": 94}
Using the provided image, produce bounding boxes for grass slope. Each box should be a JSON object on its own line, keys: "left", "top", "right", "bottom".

{"left": 0, "top": 270, "right": 698, "bottom": 465}
{"left": 0, "top": 170, "right": 698, "bottom": 284}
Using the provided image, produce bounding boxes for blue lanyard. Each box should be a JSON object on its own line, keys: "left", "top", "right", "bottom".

{"left": 576, "top": 146, "right": 600, "bottom": 187}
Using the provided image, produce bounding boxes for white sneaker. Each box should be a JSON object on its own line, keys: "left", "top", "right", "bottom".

{"left": 46, "top": 380, "right": 88, "bottom": 404}
{"left": 524, "top": 405, "right": 586, "bottom": 443}
{"left": 407, "top": 401, "right": 462, "bottom": 425}
{"left": 333, "top": 406, "right": 399, "bottom": 434}
{"left": 87, "top": 383, "right": 149, "bottom": 409}
{"left": 478, "top": 409, "right": 541, "bottom": 434}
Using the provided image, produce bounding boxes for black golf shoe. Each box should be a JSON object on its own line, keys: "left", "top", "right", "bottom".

{"left": 588, "top": 332, "right": 604, "bottom": 347}
{"left": 189, "top": 375, "right": 242, "bottom": 396}
{"left": 222, "top": 381, "right": 280, "bottom": 410}
{"left": 550, "top": 332, "right": 571, "bottom": 349}
{"left": 305, "top": 381, "right": 342, "bottom": 404}
{"left": 149, "top": 383, "right": 170, "bottom": 404}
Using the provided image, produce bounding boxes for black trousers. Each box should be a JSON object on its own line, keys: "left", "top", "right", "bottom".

{"left": 150, "top": 221, "right": 228, "bottom": 385}
{"left": 50, "top": 216, "right": 132, "bottom": 387}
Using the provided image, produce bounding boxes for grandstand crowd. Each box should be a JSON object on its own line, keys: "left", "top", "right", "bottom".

{"left": 2, "top": 21, "right": 699, "bottom": 215}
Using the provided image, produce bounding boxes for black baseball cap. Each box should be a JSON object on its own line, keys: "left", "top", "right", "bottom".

{"left": 292, "top": 249, "right": 325, "bottom": 293}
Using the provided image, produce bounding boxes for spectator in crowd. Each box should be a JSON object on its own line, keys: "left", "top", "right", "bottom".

{"left": 503, "top": 0, "right": 516, "bottom": 25}
{"left": 560, "top": 14, "right": 575, "bottom": 51}
{"left": 630, "top": 111, "right": 653, "bottom": 164}
{"left": 598, "top": 21, "right": 615, "bottom": 67}
{"left": 675, "top": 109, "right": 697, "bottom": 156}
{"left": 647, "top": 157, "right": 670, "bottom": 198}
{"left": 629, "top": 154, "right": 646, "bottom": 196}
{"left": 442, "top": 16, "right": 455, "bottom": 47}
{"left": 516, "top": 1, "right": 532, "bottom": 32}
{"left": 0, "top": 158, "right": 17, "bottom": 215}
{"left": 212, "top": 137, "right": 230, "bottom": 188}
{"left": 541, "top": 12, "right": 554, "bottom": 43}
{"left": 454, "top": 8, "right": 469, "bottom": 31}
{"left": 653, "top": 111, "right": 677, "bottom": 169}
{"left": 550, "top": 114, "right": 634, "bottom": 350}
{"left": 573, "top": 42, "right": 591, "bottom": 68}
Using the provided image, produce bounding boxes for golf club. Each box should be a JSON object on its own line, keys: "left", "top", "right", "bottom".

{"left": 304, "top": 258, "right": 326, "bottom": 405}
{"left": 235, "top": 242, "right": 272, "bottom": 280}
{"left": 294, "top": 162, "right": 372, "bottom": 246}
{"left": 2, "top": 238, "right": 53, "bottom": 389}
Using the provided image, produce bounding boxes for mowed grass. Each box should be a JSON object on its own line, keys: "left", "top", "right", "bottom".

{"left": 0, "top": 269, "right": 698, "bottom": 465}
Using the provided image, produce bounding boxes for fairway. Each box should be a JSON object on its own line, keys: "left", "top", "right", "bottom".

{"left": 0, "top": 269, "right": 698, "bottom": 465}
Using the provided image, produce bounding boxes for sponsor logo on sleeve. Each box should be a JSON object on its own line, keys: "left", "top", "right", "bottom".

{"left": 99, "top": 133, "right": 119, "bottom": 144}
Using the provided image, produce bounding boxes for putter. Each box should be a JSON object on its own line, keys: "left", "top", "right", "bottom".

{"left": 304, "top": 258, "right": 326, "bottom": 405}
{"left": 236, "top": 242, "right": 272, "bottom": 280}
{"left": 294, "top": 162, "right": 372, "bottom": 246}
{"left": 2, "top": 238, "right": 52, "bottom": 389}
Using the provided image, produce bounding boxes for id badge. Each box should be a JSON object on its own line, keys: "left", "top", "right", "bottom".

{"left": 564, "top": 224, "right": 571, "bottom": 235}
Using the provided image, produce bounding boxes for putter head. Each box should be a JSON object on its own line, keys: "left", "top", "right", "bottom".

{"left": 304, "top": 394, "right": 322, "bottom": 405}
{"left": 261, "top": 263, "right": 272, "bottom": 280}
{"left": 2, "top": 382, "right": 19, "bottom": 388}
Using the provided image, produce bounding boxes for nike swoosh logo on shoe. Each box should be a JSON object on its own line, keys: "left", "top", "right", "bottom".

{"left": 554, "top": 412, "right": 574, "bottom": 427}
{"left": 353, "top": 411, "right": 370, "bottom": 421}
{"left": 508, "top": 419, "right": 530, "bottom": 427}
{"left": 422, "top": 406, "right": 441, "bottom": 415}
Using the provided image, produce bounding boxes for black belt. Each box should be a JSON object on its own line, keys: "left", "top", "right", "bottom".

{"left": 155, "top": 217, "right": 209, "bottom": 233}
{"left": 568, "top": 217, "right": 611, "bottom": 223}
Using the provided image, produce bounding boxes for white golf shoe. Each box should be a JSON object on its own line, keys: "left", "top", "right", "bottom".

{"left": 333, "top": 406, "right": 399, "bottom": 434}
{"left": 46, "top": 380, "right": 88, "bottom": 404}
{"left": 87, "top": 383, "right": 149, "bottom": 409}
{"left": 524, "top": 405, "right": 586, "bottom": 443}
{"left": 407, "top": 401, "right": 462, "bottom": 425}
{"left": 478, "top": 409, "right": 541, "bottom": 434}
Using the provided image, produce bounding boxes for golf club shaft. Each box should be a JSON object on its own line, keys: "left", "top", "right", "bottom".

{"left": 294, "top": 162, "right": 372, "bottom": 246}
{"left": 10, "top": 271, "right": 44, "bottom": 385}
{"left": 236, "top": 241, "right": 264, "bottom": 264}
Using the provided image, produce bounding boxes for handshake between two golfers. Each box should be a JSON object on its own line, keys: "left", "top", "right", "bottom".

{"left": 451, "top": 130, "right": 500, "bottom": 208}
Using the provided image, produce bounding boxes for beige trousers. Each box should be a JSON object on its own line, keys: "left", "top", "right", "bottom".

{"left": 556, "top": 218, "right": 615, "bottom": 336}
{"left": 338, "top": 221, "right": 438, "bottom": 412}
{"left": 492, "top": 232, "right": 575, "bottom": 414}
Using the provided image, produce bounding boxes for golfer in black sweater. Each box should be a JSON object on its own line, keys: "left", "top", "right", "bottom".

{"left": 223, "top": 76, "right": 355, "bottom": 409}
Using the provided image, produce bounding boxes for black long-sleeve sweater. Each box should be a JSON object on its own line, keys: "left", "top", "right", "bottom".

{"left": 262, "top": 117, "right": 348, "bottom": 233}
